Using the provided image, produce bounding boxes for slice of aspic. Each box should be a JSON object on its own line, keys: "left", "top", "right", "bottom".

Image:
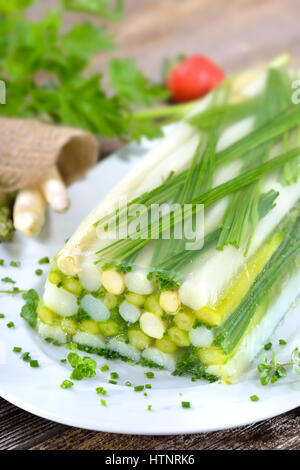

{"left": 39, "top": 63, "right": 300, "bottom": 382}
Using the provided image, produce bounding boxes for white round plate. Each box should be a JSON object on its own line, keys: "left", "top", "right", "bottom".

{"left": 0, "top": 140, "right": 300, "bottom": 435}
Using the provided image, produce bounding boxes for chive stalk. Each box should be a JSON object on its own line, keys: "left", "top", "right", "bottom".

{"left": 214, "top": 203, "right": 300, "bottom": 355}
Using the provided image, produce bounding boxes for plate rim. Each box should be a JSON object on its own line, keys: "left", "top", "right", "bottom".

{"left": 0, "top": 150, "right": 300, "bottom": 435}
{"left": 0, "top": 384, "right": 298, "bottom": 435}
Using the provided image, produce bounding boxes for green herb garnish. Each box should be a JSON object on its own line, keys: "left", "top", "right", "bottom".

{"left": 2, "top": 277, "right": 16, "bottom": 284}
{"left": 279, "top": 339, "right": 287, "bottom": 345}
{"left": 96, "top": 147, "right": 300, "bottom": 269}
{"left": 20, "top": 289, "right": 39, "bottom": 328}
{"left": 181, "top": 401, "right": 191, "bottom": 409}
{"left": 38, "top": 257, "right": 50, "bottom": 265}
{"left": 67, "top": 352, "right": 97, "bottom": 380}
{"left": 30, "top": 360, "right": 39, "bottom": 368}
{"left": 35, "top": 269, "right": 43, "bottom": 276}
{"left": 258, "top": 348, "right": 300, "bottom": 385}
{"left": 61, "top": 380, "right": 74, "bottom": 389}
{"left": 22, "top": 352, "right": 31, "bottom": 362}
{"left": 250, "top": 395, "right": 259, "bottom": 402}
{"left": 6, "top": 322, "right": 15, "bottom": 328}
{"left": 144, "top": 371, "right": 155, "bottom": 379}
{"left": 217, "top": 68, "right": 292, "bottom": 253}
{"left": 100, "top": 399, "right": 107, "bottom": 407}
{"left": 110, "top": 372, "right": 119, "bottom": 379}
{"left": 10, "top": 261, "right": 21, "bottom": 268}
{"left": 134, "top": 385, "right": 144, "bottom": 392}
{"left": 0, "top": 2, "right": 167, "bottom": 143}
{"left": 215, "top": 210, "right": 300, "bottom": 355}
{"left": 100, "top": 364, "right": 109, "bottom": 372}
{"left": 96, "top": 387, "right": 107, "bottom": 396}
{"left": 13, "top": 347, "right": 22, "bottom": 353}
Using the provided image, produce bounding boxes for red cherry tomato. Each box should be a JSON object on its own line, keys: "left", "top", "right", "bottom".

{"left": 166, "top": 55, "right": 225, "bottom": 103}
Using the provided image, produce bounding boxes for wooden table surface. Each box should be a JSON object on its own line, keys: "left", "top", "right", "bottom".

{"left": 1, "top": 0, "right": 300, "bottom": 451}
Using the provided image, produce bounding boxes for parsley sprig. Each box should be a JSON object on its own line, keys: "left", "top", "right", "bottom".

{"left": 258, "top": 348, "right": 300, "bottom": 385}
{"left": 67, "top": 352, "right": 97, "bottom": 380}
{"left": 20, "top": 289, "right": 39, "bottom": 328}
{"left": 0, "top": 0, "right": 168, "bottom": 142}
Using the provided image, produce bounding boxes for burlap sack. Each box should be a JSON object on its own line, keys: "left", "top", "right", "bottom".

{"left": 0, "top": 117, "right": 99, "bottom": 192}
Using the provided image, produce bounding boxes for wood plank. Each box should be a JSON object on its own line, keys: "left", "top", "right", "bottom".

{"left": 93, "top": 0, "right": 300, "bottom": 80}
{"left": 28, "top": 408, "right": 300, "bottom": 450}
{"left": 0, "top": 398, "right": 67, "bottom": 450}
{"left": 1, "top": 395, "right": 299, "bottom": 450}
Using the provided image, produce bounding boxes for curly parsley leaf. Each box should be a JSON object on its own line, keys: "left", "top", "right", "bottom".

{"left": 0, "top": 0, "right": 35, "bottom": 13}
{"left": 67, "top": 352, "right": 97, "bottom": 380}
{"left": 20, "top": 289, "right": 39, "bottom": 328}
{"left": 61, "top": 22, "right": 115, "bottom": 59}
{"left": 109, "top": 58, "right": 169, "bottom": 107}
{"left": 61, "top": 0, "right": 124, "bottom": 20}
{"left": 0, "top": 1, "right": 166, "bottom": 142}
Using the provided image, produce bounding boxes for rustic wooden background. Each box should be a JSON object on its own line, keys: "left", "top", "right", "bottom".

{"left": 1, "top": 0, "right": 300, "bottom": 450}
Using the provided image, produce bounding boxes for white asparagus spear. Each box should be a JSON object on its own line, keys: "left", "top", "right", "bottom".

{"left": 13, "top": 186, "right": 46, "bottom": 237}
{"left": 40, "top": 165, "right": 70, "bottom": 213}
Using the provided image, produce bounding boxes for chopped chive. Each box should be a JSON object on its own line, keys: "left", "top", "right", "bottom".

{"left": 264, "top": 342, "right": 272, "bottom": 351}
{"left": 109, "top": 380, "right": 117, "bottom": 385}
{"left": 144, "top": 392, "right": 148, "bottom": 396}
{"left": 134, "top": 385, "right": 144, "bottom": 392}
{"left": 66, "top": 342, "right": 77, "bottom": 351}
{"left": 145, "top": 371, "right": 155, "bottom": 379}
{"left": 53, "top": 340, "right": 62, "bottom": 346}
{"left": 250, "top": 395, "right": 259, "bottom": 402}
{"left": 30, "top": 360, "right": 39, "bottom": 368}
{"left": 96, "top": 386, "right": 107, "bottom": 396}
{"left": 100, "top": 399, "right": 107, "bottom": 407}
{"left": 2, "top": 277, "right": 16, "bottom": 284}
{"left": 22, "top": 352, "right": 31, "bottom": 362}
{"left": 96, "top": 146, "right": 300, "bottom": 266}
{"left": 44, "top": 337, "right": 53, "bottom": 343}
{"left": 60, "top": 359, "right": 67, "bottom": 363}
{"left": 124, "top": 381, "right": 132, "bottom": 387}
{"left": 61, "top": 379, "right": 74, "bottom": 389}
{"left": 279, "top": 339, "right": 287, "bottom": 345}
{"left": 100, "top": 364, "right": 109, "bottom": 372}
{"left": 145, "top": 384, "right": 152, "bottom": 389}
{"left": 10, "top": 261, "right": 21, "bottom": 268}
{"left": 0, "top": 260, "right": 4, "bottom": 266}
{"left": 6, "top": 322, "right": 15, "bottom": 328}
{"left": 147, "top": 405, "right": 152, "bottom": 411}
{"left": 35, "top": 269, "right": 43, "bottom": 276}
{"left": 13, "top": 347, "right": 22, "bottom": 353}
{"left": 110, "top": 372, "right": 119, "bottom": 379}
{"left": 0, "top": 313, "right": 5, "bottom": 319}
{"left": 181, "top": 401, "right": 191, "bottom": 408}
{"left": 38, "top": 257, "right": 50, "bottom": 265}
